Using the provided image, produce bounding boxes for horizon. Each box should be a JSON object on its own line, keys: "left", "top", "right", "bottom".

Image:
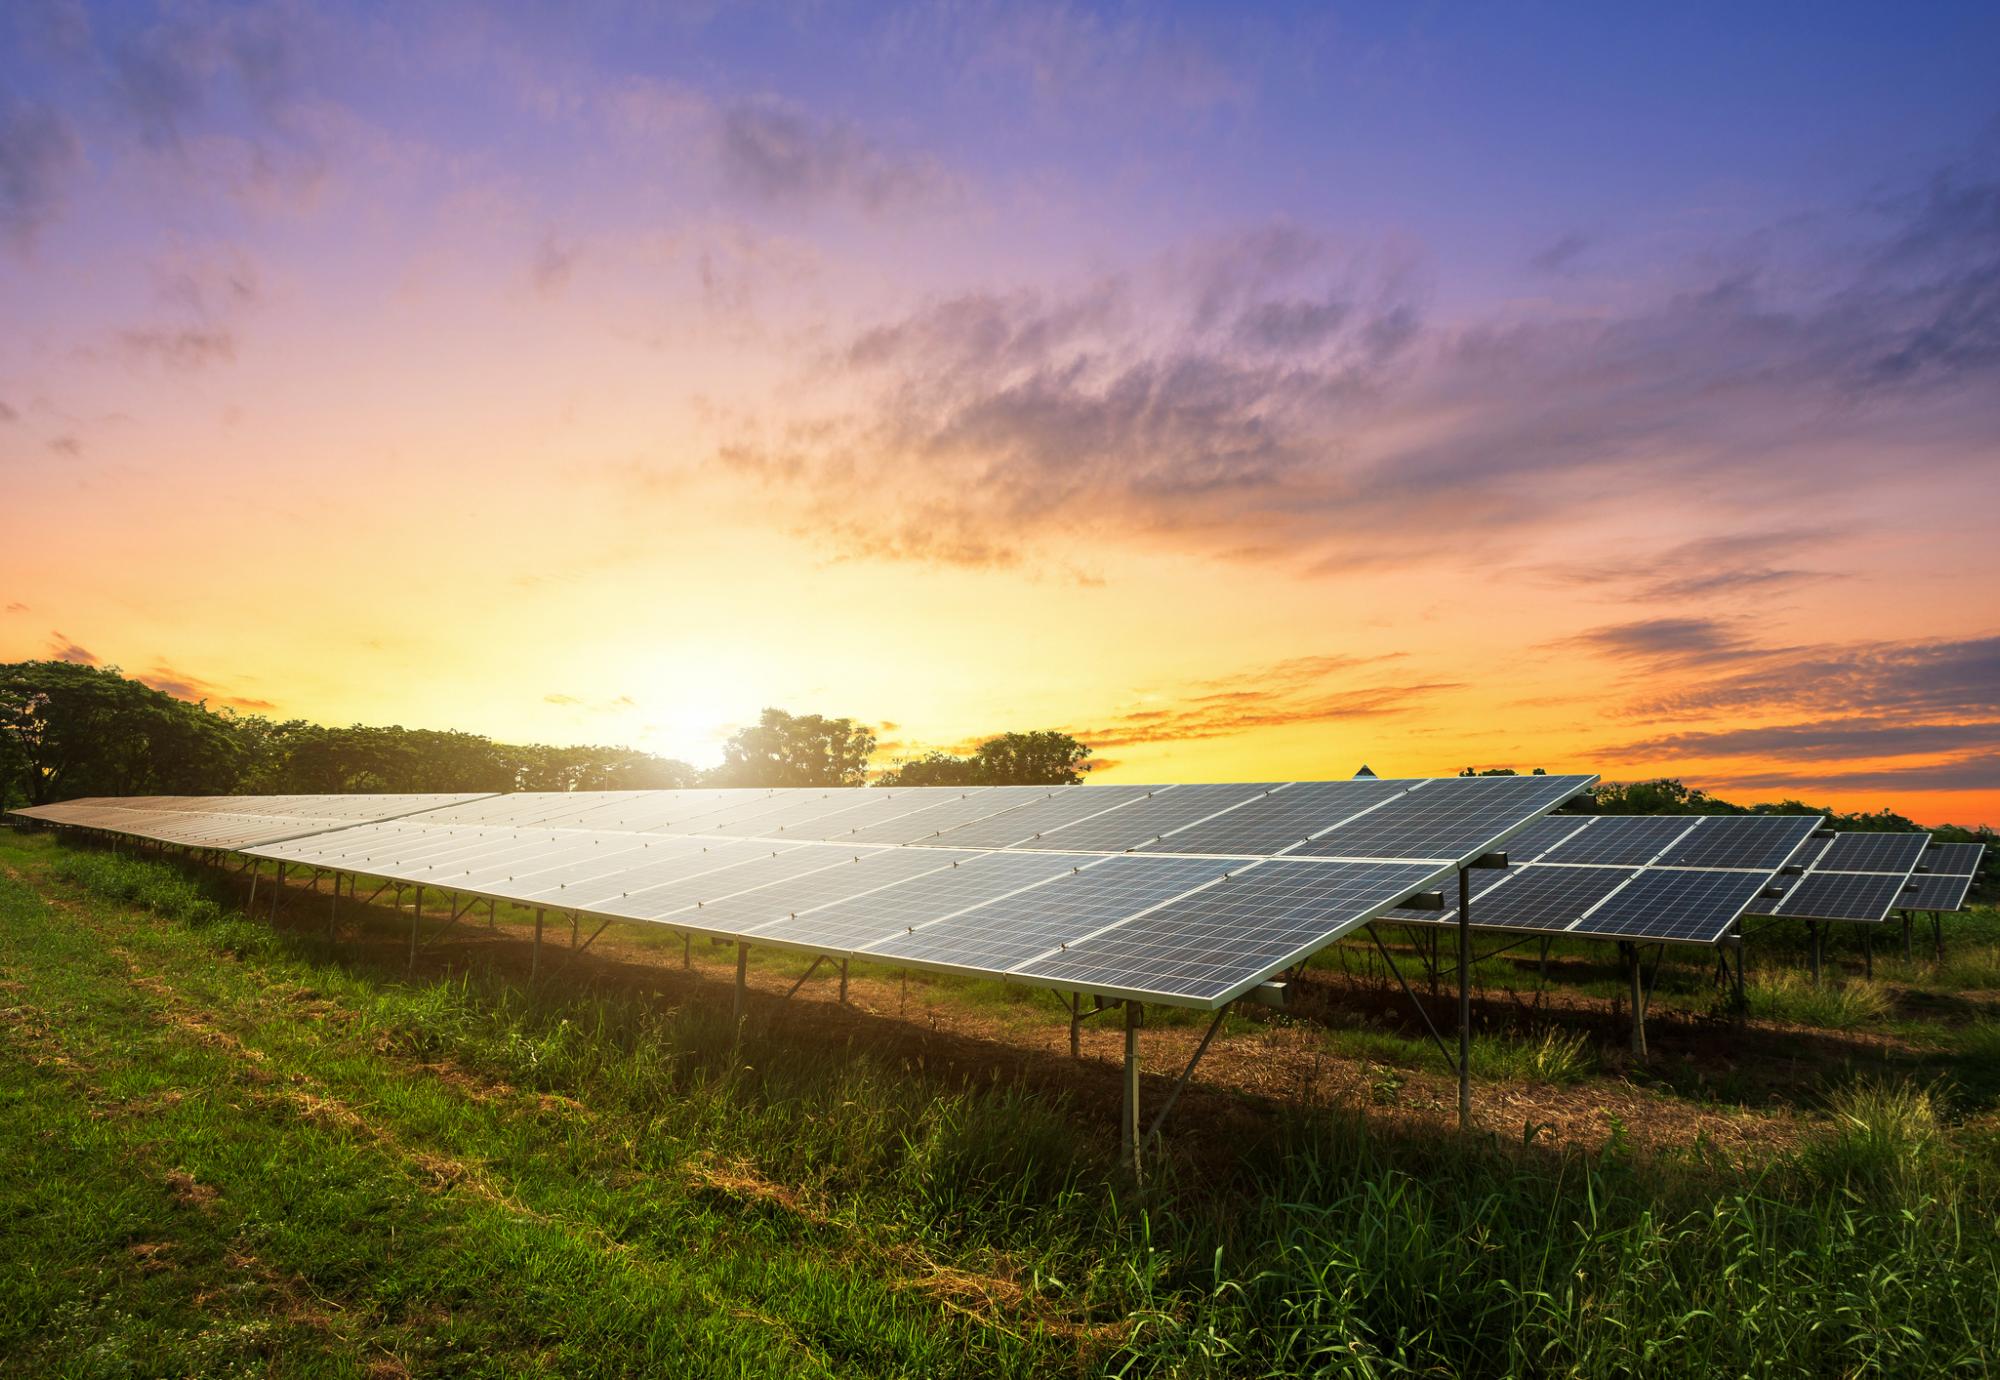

{"left": 4, "top": 2, "right": 1997, "bottom": 829}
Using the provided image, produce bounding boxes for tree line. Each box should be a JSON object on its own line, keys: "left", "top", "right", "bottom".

{"left": 1, "top": 662, "right": 1991, "bottom": 863}
{"left": 0, "top": 662, "right": 1093, "bottom": 807}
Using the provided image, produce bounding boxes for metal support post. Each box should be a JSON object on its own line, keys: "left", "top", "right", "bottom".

{"left": 1933, "top": 911, "right": 1943, "bottom": 962}
{"left": 733, "top": 942, "right": 748, "bottom": 1029}
{"left": 781, "top": 955, "right": 827, "bottom": 1000}
{"left": 1121, "top": 1001, "right": 1143, "bottom": 1181}
{"left": 1457, "top": 866, "right": 1471, "bottom": 1131}
{"left": 838, "top": 959, "right": 849, "bottom": 1004}
{"left": 408, "top": 885, "right": 423, "bottom": 972}
{"left": 1808, "top": 921, "right": 1821, "bottom": 987}
{"left": 246, "top": 863, "right": 258, "bottom": 913}
{"left": 683, "top": 932, "right": 692, "bottom": 969}
{"left": 1624, "top": 942, "right": 1648, "bottom": 1060}
{"left": 1069, "top": 993, "right": 1083, "bottom": 1058}
{"left": 1904, "top": 913, "right": 1914, "bottom": 962}
{"left": 1146, "top": 1004, "right": 1231, "bottom": 1143}
{"left": 1863, "top": 926, "right": 1873, "bottom": 979}
{"left": 327, "top": 871, "right": 339, "bottom": 942}
{"left": 273, "top": 862, "right": 287, "bottom": 919}
{"left": 531, "top": 908, "right": 544, "bottom": 983}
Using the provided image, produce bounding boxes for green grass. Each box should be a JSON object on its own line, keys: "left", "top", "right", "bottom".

{"left": 1743, "top": 970, "right": 1894, "bottom": 1028}
{"left": 4, "top": 830, "right": 2000, "bottom": 1376}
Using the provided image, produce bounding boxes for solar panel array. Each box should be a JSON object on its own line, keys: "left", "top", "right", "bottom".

{"left": 1750, "top": 831, "right": 1933, "bottom": 923}
{"left": 1902, "top": 842, "right": 1986, "bottom": 913}
{"left": 1383, "top": 813, "right": 1825, "bottom": 946}
{"left": 5, "top": 793, "right": 498, "bottom": 849}
{"left": 9, "top": 775, "right": 1595, "bottom": 1009}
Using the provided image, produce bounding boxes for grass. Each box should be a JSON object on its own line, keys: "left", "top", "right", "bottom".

{"left": 4, "top": 829, "right": 2000, "bottom": 1376}
{"left": 1744, "top": 969, "right": 1895, "bottom": 1028}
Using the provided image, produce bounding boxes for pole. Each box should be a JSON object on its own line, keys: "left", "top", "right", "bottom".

{"left": 733, "top": 942, "right": 748, "bottom": 1029}
{"left": 683, "top": 932, "right": 692, "bottom": 969}
{"left": 1863, "top": 926, "right": 1873, "bottom": 979}
{"left": 246, "top": 863, "right": 258, "bottom": 914}
{"left": 1069, "top": 993, "right": 1082, "bottom": 1058}
{"left": 838, "top": 959, "right": 848, "bottom": 1004}
{"left": 1457, "top": 866, "right": 1471, "bottom": 1131}
{"left": 1904, "top": 914, "right": 1914, "bottom": 962}
{"left": 1808, "top": 921, "right": 1821, "bottom": 987}
{"left": 327, "top": 871, "right": 339, "bottom": 943}
{"left": 531, "top": 908, "right": 543, "bottom": 983}
{"left": 408, "top": 885, "right": 423, "bottom": 972}
{"left": 1625, "top": 942, "right": 1647, "bottom": 1060}
{"left": 1122, "top": 1002, "right": 1143, "bottom": 1181}
{"left": 273, "top": 862, "right": 287, "bottom": 919}
{"left": 1933, "top": 911, "right": 1943, "bottom": 962}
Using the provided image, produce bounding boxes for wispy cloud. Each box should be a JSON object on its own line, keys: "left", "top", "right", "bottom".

{"left": 48, "top": 632, "right": 96, "bottom": 664}
{"left": 137, "top": 664, "right": 276, "bottom": 711}
{"left": 0, "top": 98, "right": 78, "bottom": 251}
{"left": 697, "top": 162, "right": 2000, "bottom": 574}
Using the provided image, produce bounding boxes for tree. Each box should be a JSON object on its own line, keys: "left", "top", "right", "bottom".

{"left": 876, "top": 750, "right": 987, "bottom": 787}
{"left": 878, "top": 730, "right": 1094, "bottom": 786}
{"left": 0, "top": 660, "right": 240, "bottom": 803}
{"left": 707, "top": 708, "right": 875, "bottom": 787}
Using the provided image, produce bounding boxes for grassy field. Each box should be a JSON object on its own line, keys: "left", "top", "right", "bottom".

{"left": 3, "top": 827, "right": 1998, "bottom": 1377}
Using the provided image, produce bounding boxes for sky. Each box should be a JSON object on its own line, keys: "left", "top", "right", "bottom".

{"left": 2, "top": 1, "right": 1997, "bottom": 826}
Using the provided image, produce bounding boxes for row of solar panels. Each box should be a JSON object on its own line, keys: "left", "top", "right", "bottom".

{"left": 6, "top": 777, "right": 1593, "bottom": 1009}
{"left": 9, "top": 786, "right": 1982, "bottom": 997}
{"left": 1387, "top": 814, "right": 1984, "bottom": 945}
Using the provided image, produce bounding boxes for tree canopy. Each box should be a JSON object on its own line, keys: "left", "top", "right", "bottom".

{"left": 881, "top": 730, "right": 1094, "bottom": 787}
{"left": 706, "top": 708, "right": 877, "bottom": 788}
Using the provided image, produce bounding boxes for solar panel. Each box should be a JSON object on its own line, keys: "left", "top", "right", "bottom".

{"left": 1655, "top": 815, "right": 1825, "bottom": 870}
{"left": 1745, "top": 829, "right": 1931, "bottom": 924}
{"left": 1574, "top": 868, "right": 1772, "bottom": 944}
{"left": 1013, "top": 859, "right": 1443, "bottom": 1003}
{"left": 836, "top": 787, "right": 1057, "bottom": 843}
{"left": 1531, "top": 816, "right": 1695, "bottom": 866}
{"left": 865, "top": 854, "right": 1252, "bottom": 972}
{"left": 1449, "top": 865, "right": 1634, "bottom": 931}
{"left": 655, "top": 847, "right": 983, "bottom": 933}
{"left": 1500, "top": 815, "right": 1595, "bottom": 859}
{"left": 1815, "top": 832, "right": 1931, "bottom": 875}
{"left": 1287, "top": 775, "right": 1595, "bottom": 861}
{"left": 1006, "top": 783, "right": 1281, "bottom": 853}
{"left": 1127, "top": 780, "right": 1402, "bottom": 856}
{"left": 7, "top": 793, "right": 496, "bottom": 848}
{"left": 1383, "top": 813, "right": 1824, "bottom": 945}
{"left": 1900, "top": 842, "right": 1985, "bottom": 912}
{"left": 1768, "top": 872, "right": 1915, "bottom": 923}
{"left": 744, "top": 851, "right": 1085, "bottom": 951}
{"left": 912, "top": 786, "right": 1158, "bottom": 849}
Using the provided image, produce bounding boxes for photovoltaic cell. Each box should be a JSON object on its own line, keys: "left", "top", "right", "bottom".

{"left": 837, "top": 788, "right": 1057, "bottom": 844}
{"left": 1575, "top": 868, "right": 1772, "bottom": 943}
{"left": 1531, "top": 816, "right": 1695, "bottom": 866}
{"left": 1452, "top": 866, "right": 1634, "bottom": 931}
{"left": 866, "top": 854, "right": 1252, "bottom": 972}
{"left": 1129, "top": 781, "right": 1403, "bottom": 856}
{"left": 660, "top": 847, "right": 985, "bottom": 933}
{"left": 1769, "top": 872, "right": 1915, "bottom": 922}
{"left": 1500, "top": 816, "right": 1593, "bottom": 860}
{"left": 746, "top": 851, "right": 1085, "bottom": 951}
{"left": 914, "top": 786, "right": 1157, "bottom": 849}
{"left": 1007, "top": 783, "right": 1281, "bottom": 853}
{"left": 1013, "top": 859, "right": 1442, "bottom": 1003}
{"left": 1895, "top": 842, "right": 1982, "bottom": 912}
{"left": 1655, "top": 815, "right": 1824, "bottom": 870}
{"left": 1287, "top": 775, "right": 1593, "bottom": 862}
{"left": 1815, "top": 832, "right": 1931, "bottom": 875}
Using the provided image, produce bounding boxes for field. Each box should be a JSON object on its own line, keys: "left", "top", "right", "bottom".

{"left": 2, "top": 825, "right": 1998, "bottom": 1377}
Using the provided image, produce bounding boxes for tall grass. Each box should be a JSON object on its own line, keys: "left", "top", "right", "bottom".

{"left": 1744, "top": 969, "right": 1892, "bottom": 1028}
{"left": 22, "top": 839, "right": 2000, "bottom": 1378}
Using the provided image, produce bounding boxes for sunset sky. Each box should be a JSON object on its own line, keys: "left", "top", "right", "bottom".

{"left": 3, "top": 2, "right": 1997, "bottom": 825}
